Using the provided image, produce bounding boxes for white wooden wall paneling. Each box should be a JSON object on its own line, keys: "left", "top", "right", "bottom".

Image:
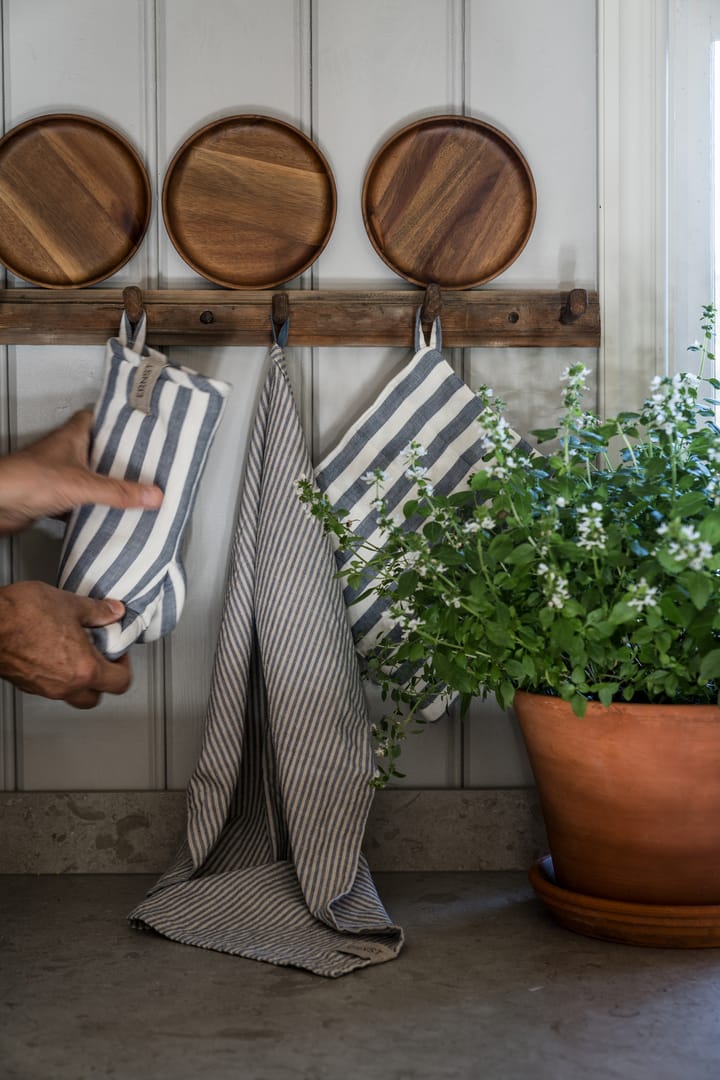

{"left": 313, "top": 0, "right": 465, "bottom": 787}
{"left": 4, "top": 0, "right": 165, "bottom": 789}
{"left": 159, "top": 0, "right": 314, "bottom": 787}
{"left": 0, "top": 0, "right": 602, "bottom": 794}
{"left": 462, "top": 0, "right": 597, "bottom": 786}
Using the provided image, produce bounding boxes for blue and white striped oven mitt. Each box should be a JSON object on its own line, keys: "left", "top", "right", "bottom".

{"left": 58, "top": 313, "right": 230, "bottom": 659}
{"left": 315, "top": 309, "right": 529, "bottom": 718}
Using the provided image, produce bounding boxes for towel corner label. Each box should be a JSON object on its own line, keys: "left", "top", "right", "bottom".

{"left": 130, "top": 356, "right": 167, "bottom": 413}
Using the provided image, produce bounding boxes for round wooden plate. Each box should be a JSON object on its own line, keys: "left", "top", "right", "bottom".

{"left": 0, "top": 113, "right": 151, "bottom": 288}
{"left": 530, "top": 856, "right": 720, "bottom": 948}
{"left": 362, "top": 115, "right": 536, "bottom": 289}
{"left": 163, "top": 115, "right": 337, "bottom": 289}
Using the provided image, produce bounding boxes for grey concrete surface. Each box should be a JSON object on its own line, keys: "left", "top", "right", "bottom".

{"left": 1, "top": 873, "right": 719, "bottom": 1080}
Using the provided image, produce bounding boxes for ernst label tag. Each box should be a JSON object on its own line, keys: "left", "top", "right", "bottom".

{"left": 129, "top": 356, "right": 167, "bottom": 413}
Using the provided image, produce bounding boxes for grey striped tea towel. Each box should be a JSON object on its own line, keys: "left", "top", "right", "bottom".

{"left": 58, "top": 313, "right": 230, "bottom": 659}
{"left": 315, "top": 309, "right": 529, "bottom": 719}
{"left": 129, "top": 337, "right": 403, "bottom": 978}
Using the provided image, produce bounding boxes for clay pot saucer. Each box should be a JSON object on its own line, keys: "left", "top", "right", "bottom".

{"left": 530, "top": 855, "right": 720, "bottom": 948}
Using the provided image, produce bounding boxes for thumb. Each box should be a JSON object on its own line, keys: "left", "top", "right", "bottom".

{"left": 75, "top": 596, "right": 126, "bottom": 628}
{"left": 61, "top": 468, "right": 163, "bottom": 512}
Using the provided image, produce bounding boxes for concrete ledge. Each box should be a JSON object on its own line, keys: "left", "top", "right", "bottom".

{"left": 0, "top": 789, "right": 547, "bottom": 874}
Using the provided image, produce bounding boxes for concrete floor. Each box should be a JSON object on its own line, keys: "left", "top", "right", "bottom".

{"left": 1, "top": 873, "right": 719, "bottom": 1080}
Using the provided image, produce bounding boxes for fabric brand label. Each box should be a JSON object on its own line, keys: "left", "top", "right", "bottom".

{"left": 129, "top": 356, "right": 167, "bottom": 413}
{"left": 337, "top": 939, "right": 398, "bottom": 962}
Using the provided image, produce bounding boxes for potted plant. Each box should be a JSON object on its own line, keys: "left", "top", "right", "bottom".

{"left": 300, "top": 306, "right": 720, "bottom": 943}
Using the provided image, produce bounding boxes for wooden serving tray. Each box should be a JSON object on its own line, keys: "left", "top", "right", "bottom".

{"left": 0, "top": 113, "right": 151, "bottom": 288}
{"left": 362, "top": 115, "right": 536, "bottom": 289}
{"left": 163, "top": 115, "right": 337, "bottom": 289}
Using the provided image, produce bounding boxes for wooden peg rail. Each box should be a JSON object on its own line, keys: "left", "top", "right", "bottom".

{"left": 0, "top": 287, "right": 600, "bottom": 348}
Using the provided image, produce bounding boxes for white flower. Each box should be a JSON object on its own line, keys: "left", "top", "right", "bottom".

{"left": 535, "top": 561, "right": 569, "bottom": 610}
{"left": 576, "top": 503, "right": 607, "bottom": 551}
{"left": 555, "top": 496, "right": 567, "bottom": 509}
{"left": 362, "top": 468, "right": 386, "bottom": 486}
{"left": 627, "top": 576, "right": 660, "bottom": 613}
{"left": 480, "top": 515, "right": 495, "bottom": 530}
{"left": 548, "top": 573, "right": 570, "bottom": 610}
{"left": 655, "top": 520, "right": 713, "bottom": 571}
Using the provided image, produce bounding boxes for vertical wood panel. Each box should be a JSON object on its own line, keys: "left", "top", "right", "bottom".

{"left": 463, "top": 0, "right": 597, "bottom": 787}
{"left": 314, "top": 0, "right": 465, "bottom": 787}
{"left": 599, "top": 0, "right": 666, "bottom": 415}
{"left": 5, "top": 0, "right": 164, "bottom": 789}
{"left": 0, "top": 0, "right": 14, "bottom": 788}
{"left": 158, "top": 0, "right": 313, "bottom": 787}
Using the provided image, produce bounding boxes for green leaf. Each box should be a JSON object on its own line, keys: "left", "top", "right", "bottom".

{"left": 551, "top": 619, "right": 578, "bottom": 652}
{"left": 699, "top": 509, "right": 720, "bottom": 544}
{"left": 656, "top": 549, "right": 683, "bottom": 574}
{"left": 504, "top": 659, "right": 528, "bottom": 680}
{"left": 505, "top": 542, "right": 536, "bottom": 566}
{"left": 571, "top": 695, "right": 588, "bottom": 718}
{"left": 497, "top": 681, "right": 516, "bottom": 708}
{"left": 597, "top": 683, "right": 619, "bottom": 706}
{"left": 679, "top": 570, "right": 713, "bottom": 611}
{"left": 660, "top": 595, "right": 688, "bottom": 625}
{"left": 674, "top": 492, "right": 709, "bottom": 516}
{"left": 530, "top": 427, "right": 560, "bottom": 443}
{"left": 433, "top": 653, "right": 474, "bottom": 695}
{"left": 699, "top": 649, "right": 720, "bottom": 684}
{"left": 608, "top": 601, "right": 637, "bottom": 626}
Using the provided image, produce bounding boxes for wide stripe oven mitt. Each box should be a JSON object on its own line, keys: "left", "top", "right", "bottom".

{"left": 58, "top": 313, "right": 230, "bottom": 659}
{"left": 315, "top": 308, "right": 530, "bottom": 719}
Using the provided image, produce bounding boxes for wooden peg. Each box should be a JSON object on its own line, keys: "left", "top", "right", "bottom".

{"left": 421, "top": 283, "right": 442, "bottom": 326}
{"left": 272, "top": 291, "right": 290, "bottom": 330}
{"left": 560, "top": 288, "right": 588, "bottom": 325}
{"left": 122, "top": 285, "right": 144, "bottom": 326}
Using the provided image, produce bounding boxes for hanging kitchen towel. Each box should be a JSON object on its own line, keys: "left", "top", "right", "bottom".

{"left": 58, "top": 313, "right": 230, "bottom": 659}
{"left": 315, "top": 309, "right": 531, "bottom": 719}
{"left": 128, "top": 334, "right": 403, "bottom": 978}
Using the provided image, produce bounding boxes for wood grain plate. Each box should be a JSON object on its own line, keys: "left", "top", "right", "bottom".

{"left": 163, "top": 115, "right": 337, "bottom": 289}
{"left": 530, "top": 856, "right": 720, "bottom": 948}
{"left": 0, "top": 114, "right": 151, "bottom": 288}
{"left": 362, "top": 115, "right": 536, "bottom": 289}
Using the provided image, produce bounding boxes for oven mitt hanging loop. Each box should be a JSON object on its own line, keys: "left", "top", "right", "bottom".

{"left": 58, "top": 315, "right": 231, "bottom": 659}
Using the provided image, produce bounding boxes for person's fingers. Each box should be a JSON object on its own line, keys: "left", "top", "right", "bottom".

{"left": 21, "top": 410, "right": 93, "bottom": 465}
{"left": 64, "top": 409, "right": 94, "bottom": 441}
{"left": 64, "top": 687, "right": 102, "bottom": 709}
{"left": 75, "top": 595, "right": 126, "bottom": 628}
{"left": 91, "top": 654, "right": 132, "bottom": 696}
{"left": 59, "top": 469, "right": 163, "bottom": 512}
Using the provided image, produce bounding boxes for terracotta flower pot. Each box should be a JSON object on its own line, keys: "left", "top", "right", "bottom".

{"left": 513, "top": 691, "right": 720, "bottom": 906}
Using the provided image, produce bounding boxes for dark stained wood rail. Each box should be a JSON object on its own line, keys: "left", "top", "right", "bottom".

{"left": 0, "top": 287, "right": 600, "bottom": 348}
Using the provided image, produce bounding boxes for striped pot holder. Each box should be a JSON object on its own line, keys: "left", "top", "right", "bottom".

{"left": 315, "top": 309, "right": 529, "bottom": 718}
{"left": 58, "top": 313, "right": 230, "bottom": 659}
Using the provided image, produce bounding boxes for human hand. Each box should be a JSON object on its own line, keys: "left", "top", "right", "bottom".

{"left": 0, "top": 582, "right": 132, "bottom": 708}
{"left": 0, "top": 410, "right": 163, "bottom": 535}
